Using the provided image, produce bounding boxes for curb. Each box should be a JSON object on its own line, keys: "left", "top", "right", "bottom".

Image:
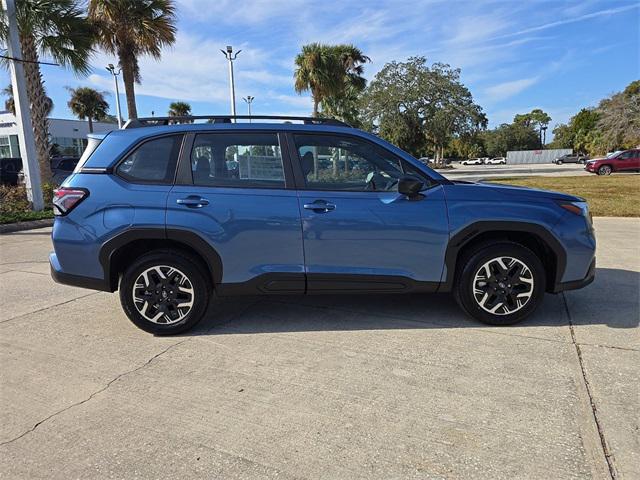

{"left": 0, "top": 218, "right": 54, "bottom": 234}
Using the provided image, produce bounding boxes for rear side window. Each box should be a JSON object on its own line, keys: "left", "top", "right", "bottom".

{"left": 117, "top": 135, "right": 182, "bottom": 184}
{"left": 190, "top": 132, "right": 285, "bottom": 188}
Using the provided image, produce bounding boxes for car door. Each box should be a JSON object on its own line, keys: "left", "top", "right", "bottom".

{"left": 289, "top": 132, "right": 450, "bottom": 292}
{"left": 629, "top": 150, "right": 640, "bottom": 170}
{"left": 615, "top": 150, "right": 636, "bottom": 171}
{"left": 166, "top": 131, "right": 305, "bottom": 294}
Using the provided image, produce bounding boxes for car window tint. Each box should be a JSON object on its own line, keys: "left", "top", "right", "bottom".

{"left": 190, "top": 133, "right": 285, "bottom": 188}
{"left": 117, "top": 135, "right": 182, "bottom": 184}
{"left": 293, "top": 134, "right": 429, "bottom": 192}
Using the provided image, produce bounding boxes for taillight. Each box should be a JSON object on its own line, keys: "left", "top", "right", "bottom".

{"left": 52, "top": 187, "right": 88, "bottom": 216}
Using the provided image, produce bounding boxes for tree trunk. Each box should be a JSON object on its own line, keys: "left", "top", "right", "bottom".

{"left": 88, "top": 116, "right": 93, "bottom": 133}
{"left": 119, "top": 53, "right": 138, "bottom": 119}
{"left": 19, "top": 33, "right": 52, "bottom": 183}
{"left": 312, "top": 96, "right": 319, "bottom": 117}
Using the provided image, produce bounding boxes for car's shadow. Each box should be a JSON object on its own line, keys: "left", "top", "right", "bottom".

{"left": 187, "top": 268, "right": 639, "bottom": 336}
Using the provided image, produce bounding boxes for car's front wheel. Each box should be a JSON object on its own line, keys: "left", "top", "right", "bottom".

{"left": 597, "top": 165, "right": 612, "bottom": 175}
{"left": 454, "top": 242, "right": 545, "bottom": 325}
{"left": 119, "top": 250, "right": 211, "bottom": 334}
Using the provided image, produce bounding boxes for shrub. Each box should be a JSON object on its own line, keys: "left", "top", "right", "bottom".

{"left": 0, "top": 183, "right": 54, "bottom": 214}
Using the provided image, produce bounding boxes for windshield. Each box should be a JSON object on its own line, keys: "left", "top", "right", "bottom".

{"left": 606, "top": 151, "right": 622, "bottom": 158}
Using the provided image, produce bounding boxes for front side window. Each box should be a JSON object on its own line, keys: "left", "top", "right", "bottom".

{"left": 117, "top": 135, "right": 182, "bottom": 183}
{"left": 293, "top": 134, "right": 428, "bottom": 192}
{"left": 191, "top": 133, "right": 285, "bottom": 188}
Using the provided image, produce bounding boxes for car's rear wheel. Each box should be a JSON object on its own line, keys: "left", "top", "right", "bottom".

{"left": 119, "top": 250, "right": 210, "bottom": 335}
{"left": 597, "top": 165, "right": 612, "bottom": 175}
{"left": 454, "top": 242, "right": 545, "bottom": 325}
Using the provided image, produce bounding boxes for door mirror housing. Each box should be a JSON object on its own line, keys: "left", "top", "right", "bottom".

{"left": 398, "top": 175, "right": 424, "bottom": 199}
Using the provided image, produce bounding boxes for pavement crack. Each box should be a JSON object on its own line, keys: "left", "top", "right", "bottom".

{"left": 0, "top": 339, "right": 187, "bottom": 447}
{"left": 562, "top": 292, "right": 617, "bottom": 480}
{"left": 0, "top": 293, "right": 101, "bottom": 325}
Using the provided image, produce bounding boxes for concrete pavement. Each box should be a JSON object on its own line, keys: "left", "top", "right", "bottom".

{"left": 0, "top": 218, "right": 638, "bottom": 479}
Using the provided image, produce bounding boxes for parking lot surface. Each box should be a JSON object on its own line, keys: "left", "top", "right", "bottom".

{"left": 1, "top": 218, "right": 638, "bottom": 479}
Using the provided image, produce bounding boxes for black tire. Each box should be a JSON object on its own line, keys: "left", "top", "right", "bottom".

{"left": 119, "top": 249, "right": 211, "bottom": 335}
{"left": 597, "top": 165, "right": 612, "bottom": 175}
{"left": 454, "top": 242, "right": 545, "bottom": 326}
{"left": 556, "top": 160, "right": 563, "bottom": 165}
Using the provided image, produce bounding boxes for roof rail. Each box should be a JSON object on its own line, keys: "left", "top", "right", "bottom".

{"left": 122, "top": 115, "right": 351, "bottom": 129}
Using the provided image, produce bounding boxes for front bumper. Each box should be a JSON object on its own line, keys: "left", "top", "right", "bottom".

{"left": 552, "top": 257, "right": 595, "bottom": 293}
{"left": 50, "top": 253, "right": 112, "bottom": 292}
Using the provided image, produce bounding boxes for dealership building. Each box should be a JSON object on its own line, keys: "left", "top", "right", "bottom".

{"left": 0, "top": 111, "right": 116, "bottom": 158}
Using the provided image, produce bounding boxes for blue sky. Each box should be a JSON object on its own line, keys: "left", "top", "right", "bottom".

{"left": 7, "top": 0, "right": 639, "bottom": 132}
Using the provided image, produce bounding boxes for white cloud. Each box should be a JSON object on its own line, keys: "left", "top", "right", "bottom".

{"left": 484, "top": 77, "right": 540, "bottom": 101}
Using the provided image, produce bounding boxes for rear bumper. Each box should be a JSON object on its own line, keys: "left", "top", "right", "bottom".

{"left": 552, "top": 257, "right": 595, "bottom": 293}
{"left": 49, "top": 253, "right": 112, "bottom": 292}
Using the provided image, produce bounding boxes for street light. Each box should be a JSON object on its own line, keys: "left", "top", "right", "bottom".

{"left": 220, "top": 46, "right": 241, "bottom": 119}
{"left": 105, "top": 63, "right": 123, "bottom": 128}
{"left": 243, "top": 95, "right": 254, "bottom": 122}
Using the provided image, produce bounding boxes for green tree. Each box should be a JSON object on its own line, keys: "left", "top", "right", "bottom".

{"left": 66, "top": 87, "right": 109, "bottom": 133}
{"left": 514, "top": 108, "right": 551, "bottom": 146}
{"left": 595, "top": 80, "right": 640, "bottom": 152}
{"left": 167, "top": 101, "right": 192, "bottom": 123}
{"left": 89, "top": 0, "right": 177, "bottom": 120}
{"left": 481, "top": 123, "right": 539, "bottom": 157}
{"left": 294, "top": 43, "right": 369, "bottom": 118}
{"left": 1, "top": 0, "right": 94, "bottom": 182}
{"left": 361, "top": 57, "right": 486, "bottom": 160}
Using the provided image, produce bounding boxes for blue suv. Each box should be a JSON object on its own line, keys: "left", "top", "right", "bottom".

{"left": 50, "top": 116, "right": 595, "bottom": 334}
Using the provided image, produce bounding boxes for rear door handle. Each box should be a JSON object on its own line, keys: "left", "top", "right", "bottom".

{"left": 303, "top": 200, "right": 336, "bottom": 213}
{"left": 176, "top": 196, "right": 209, "bottom": 208}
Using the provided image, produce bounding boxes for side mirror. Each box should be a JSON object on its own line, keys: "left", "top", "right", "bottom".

{"left": 398, "top": 175, "right": 424, "bottom": 199}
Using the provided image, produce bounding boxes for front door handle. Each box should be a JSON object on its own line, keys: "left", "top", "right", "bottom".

{"left": 303, "top": 200, "right": 336, "bottom": 213}
{"left": 176, "top": 196, "right": 209, "bottom": 208}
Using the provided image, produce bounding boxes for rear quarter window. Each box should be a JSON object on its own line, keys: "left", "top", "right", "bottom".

{"left": 117, "top": 135, "right": 183, "bottom": 184}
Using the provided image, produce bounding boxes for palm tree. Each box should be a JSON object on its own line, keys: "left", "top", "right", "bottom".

{"left": 1, "top": 0, "right": 94, "bottom": 182}
{"left": 88, "top": 0, "right": 177, "bottom": 120}
{"left": 294, "top": 43, "right": 341, "bottom": 117}
{"left": 168, "top": 101, "right": 192, "bottom": 123}
{"left": 66, "top": 87, "right": 109, "bottom": 133}
{"left": 2, "top": 83, "right": 54, "bottom": 116}
{"left": 294, "top": 43, "right": 369, "bottom": 118}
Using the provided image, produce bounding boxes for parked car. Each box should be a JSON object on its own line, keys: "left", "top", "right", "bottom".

{"left": 553, "top": 153, "right": 588, "bottom": 165}
{"left": 584, "top": 149, "right": 640, "bottom": 175}
{"left": 50, "top": 115, "right": 596, "bottom": 334}
{"left": 51, "top": 156, "right": 80, "bottom": 184}
{"left": 460, "top": 158, "right": 484, "bottom": 165}
{"left": 485, "top": 157, "right": 506, "bottom": 165}
{"left": 0, "top": 157, "right": 22, "bottom": 186}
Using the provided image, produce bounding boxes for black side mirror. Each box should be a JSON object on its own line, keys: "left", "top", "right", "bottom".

{"left": 398, "top": 175, "right": 424, "bottom": 199}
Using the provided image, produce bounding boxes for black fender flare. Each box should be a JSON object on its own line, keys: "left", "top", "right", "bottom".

{"left": 99, "top": 227, "right": 224, "bottom": 291}
{"left": 440, "top": 221, "right": 567, "bottom": 292}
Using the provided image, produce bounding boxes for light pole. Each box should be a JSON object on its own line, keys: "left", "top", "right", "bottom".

{"left": 243, "top": 95, "right": 254, "bottom": 122}
{"left": 2, "top": 0, "right": 43, "bottom": 210}
{"left": 106, "top": 64, "right": 123, "bottom": 128}
{"left": 220, "top": 46, "right": 241, "bottom": 119}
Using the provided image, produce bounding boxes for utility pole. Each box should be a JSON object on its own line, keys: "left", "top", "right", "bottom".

{"left": 221, "top": 46, "right": 241, "bottom": 119}
{"left": 106, "top": 64, "right": 123, "bottom": 128}
{"left": 243, "top": 95, "right": 254, "bottom": 122}
{"left": 2, "top": 0, "right": 43, "bottom": 211}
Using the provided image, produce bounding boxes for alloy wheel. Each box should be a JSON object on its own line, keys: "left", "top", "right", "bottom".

{"left": 472, "top": 256, "right": 534, "bottom": 315}
{"left": 132, "top": 265, "right": 194, "bottom": 324}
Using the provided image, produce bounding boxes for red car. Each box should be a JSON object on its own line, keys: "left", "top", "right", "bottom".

{"left": 584, "top": 149, "right": 640, "bottom": 175}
